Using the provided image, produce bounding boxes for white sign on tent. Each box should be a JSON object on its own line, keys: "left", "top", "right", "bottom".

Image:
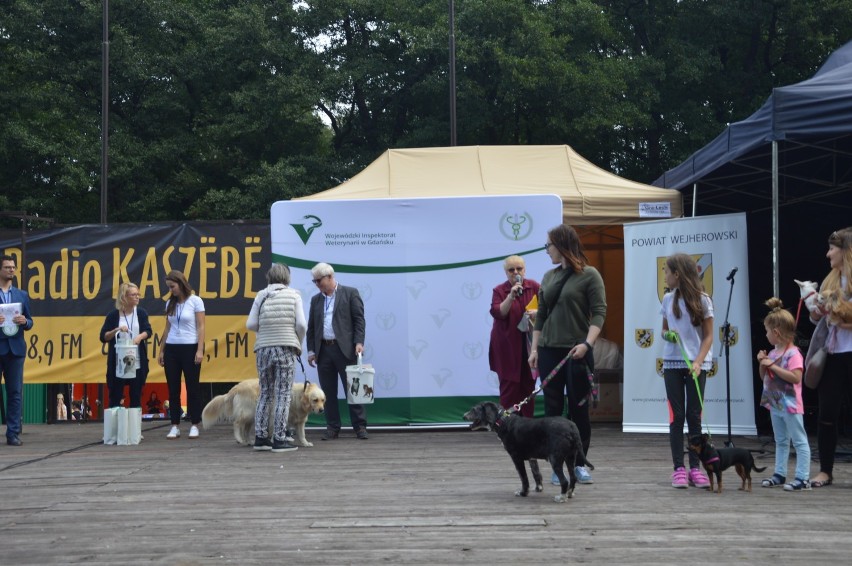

{"left": 622, "top": 213, "right": 756, "bottom": 435}
{"left": 270, "top": 194, "right": 563, "bottom": 425}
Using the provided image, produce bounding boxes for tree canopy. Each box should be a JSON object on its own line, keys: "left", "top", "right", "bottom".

{"left": 2, "top": 0, "right": 851, "bottom": 225}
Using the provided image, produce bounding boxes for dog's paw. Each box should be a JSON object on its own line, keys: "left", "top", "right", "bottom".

{"left": 514, "top": 489, "right": 529, "bottom": 497}
{"left": 535, "top": 484, "right": 544, "bottom": 493}
{"left": 299, "top": 440, "right": 314, "bottom": 447}
{"left": 553, "top": 494, "right": 568, "bottom": 503}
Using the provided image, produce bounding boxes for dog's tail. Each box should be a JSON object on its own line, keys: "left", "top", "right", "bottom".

{"left": 752, "top": 464, "right": 768, "bottom": 473}
{"left": 573, "top": 448, "right": 594, "bottom": 471}
{"left": 201, "top": 393, "right": 231, "bottom": 430}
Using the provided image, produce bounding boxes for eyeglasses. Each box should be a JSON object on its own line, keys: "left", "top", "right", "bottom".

{"left": 544, "top": 243, "right": 553, "bottom": 250}
{"left": 506, "top": 267, "right": 524, "bottom": 273}
{"left": 311, "top": 275, "right": 329, "bottom": 285}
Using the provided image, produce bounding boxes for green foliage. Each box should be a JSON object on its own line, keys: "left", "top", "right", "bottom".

{"left": 2, "top": 0, "right": 852, "bottom": 222}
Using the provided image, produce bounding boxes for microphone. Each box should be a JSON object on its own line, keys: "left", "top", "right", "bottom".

{"left": 726, "top": 267, "right": 738, "bottom": 281}
{"left": 514, "top": 274, "right": 523, "bottom": 298}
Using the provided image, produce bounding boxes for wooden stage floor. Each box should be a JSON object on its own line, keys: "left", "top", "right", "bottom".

{"left": 1, "top": 420, "right": 851, "bottom": 565}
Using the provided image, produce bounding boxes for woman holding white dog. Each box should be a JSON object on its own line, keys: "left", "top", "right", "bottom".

{"left": 246, "top": 263, "right": 306, "bottom": 453}
{"left": 529, "top": 224, "right": 606, "bottom": 485}
{"left": 809, "top": 227, "right": 852, "bottom": 488}
{"left": 99, "top": 282, "right": 153, "bottom": 410}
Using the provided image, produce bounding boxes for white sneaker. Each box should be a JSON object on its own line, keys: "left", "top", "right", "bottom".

{"left": 166, "top": 426, "right": 180, "bottom": 439}
{"left": 188, "top": 425, "right": 200, "bottom": 439}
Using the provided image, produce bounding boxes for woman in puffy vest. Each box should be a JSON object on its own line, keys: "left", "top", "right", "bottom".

{"left": 246, "top": 263, "right": 306, "bottom": 453}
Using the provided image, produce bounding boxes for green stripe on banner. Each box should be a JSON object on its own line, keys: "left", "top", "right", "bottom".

{"left": 304, "top": 396, "right": 546, "bottom": 426}
{"left": 271, "top": 248, "right": 544, "bottom": 274}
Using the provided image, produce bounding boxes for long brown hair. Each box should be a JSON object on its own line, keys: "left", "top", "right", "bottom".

{"left": 164, "top": 270, "right": 195, "bottom": 316}
{"left": 666, "top": 253, "right": 707, "bottom": 327}
{"left": 821, "top": 227, "right": 852, "bottom": 296}
{"left": 547, "top": 224, "right": 588, "bottom": 272}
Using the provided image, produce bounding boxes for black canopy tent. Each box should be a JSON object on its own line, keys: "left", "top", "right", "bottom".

{"left": 654, "top": 40, "right": 852, "bottom": 299}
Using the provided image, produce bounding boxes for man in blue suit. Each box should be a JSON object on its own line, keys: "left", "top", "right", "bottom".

{"left": 0, "top": 255, "right": 34, "bottom": 446}
{"left": 306, "top": 262, "right": 367, "bottom": 440}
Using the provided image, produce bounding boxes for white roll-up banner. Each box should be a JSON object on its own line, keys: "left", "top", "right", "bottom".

{"left": 271, "top": 195, "right": 563, "bottom": 425}
{"left": 623, "top": 213, "right": 756, "bottom": 435}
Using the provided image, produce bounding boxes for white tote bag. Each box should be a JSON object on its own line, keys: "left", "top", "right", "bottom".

{"left": 115, "top": 334, "right": 140, "bottom": 379}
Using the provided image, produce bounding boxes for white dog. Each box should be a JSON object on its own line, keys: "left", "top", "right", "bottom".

{"left": 794, "top": 279, "right": 824, "bottom": 314}
{"left": 201, "top": 380, "right": 326, "bottom": 447}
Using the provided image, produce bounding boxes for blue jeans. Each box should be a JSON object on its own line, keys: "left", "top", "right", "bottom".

{"left": 770, "top": 407, "right": 811, "bottom": 481}
{"left": 0, "top": 353, "right": 24, "bottom": 439}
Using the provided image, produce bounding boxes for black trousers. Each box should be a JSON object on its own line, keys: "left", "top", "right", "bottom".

{"left": 163, "top": 343, "right": 202, "bottom": 425}
{"left": 317, "top": 342, "right": 367, "bottom": 431}
{"left": 537, "top": 346, "right": 592, "bottom": 456}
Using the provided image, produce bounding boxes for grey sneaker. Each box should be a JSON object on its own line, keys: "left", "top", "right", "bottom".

{"left": 271, "top": 439, "right": 298, "bottom": 453}
{"left": 253, "top": 436, "right": 272, "bottom": 451}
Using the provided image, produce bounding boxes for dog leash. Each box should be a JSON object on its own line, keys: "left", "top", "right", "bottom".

{"left": 508, "top": 350, "right": 575, "bottom": 416}
{"left": 296, "top": 355, "right": 311, "bottom": 387}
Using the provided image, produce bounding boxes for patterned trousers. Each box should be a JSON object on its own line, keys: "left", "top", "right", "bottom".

{"left": 254, "top": 346, "right": 296, "bottom": 441}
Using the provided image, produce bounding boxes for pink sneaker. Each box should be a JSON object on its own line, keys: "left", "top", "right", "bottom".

{"left": 671, "top": 467, "right": 688, "bottom": 489}
{"left": 689, "top": 467, "right": 710, "bottom": 489}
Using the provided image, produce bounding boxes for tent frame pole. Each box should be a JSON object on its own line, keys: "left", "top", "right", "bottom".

{"left": 772, "top": 140, "right": 779, "bottom": 297}
{"left": 691, "top": 183, "right": 697, "bottom": 216}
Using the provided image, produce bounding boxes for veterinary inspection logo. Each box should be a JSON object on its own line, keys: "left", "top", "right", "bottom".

{"left": 656, "top": 253, "right": 713, "bottom": 302}
{"left": 462, "top": 281, "right": 483, "bottom": 300}
{"left": 463, "top": 342, "right": 484, "bottom": 360}
{"left": 290, "top": 214, "right": 323, "bottom": 244}
{"left": 375, "top": 312, "right": 397, "bottom": 330}
{"left": 376, "top": 371, "right": 398, "bottom": 391}
{"left": 499, "top": 212, "right": 534, "bottom": 241}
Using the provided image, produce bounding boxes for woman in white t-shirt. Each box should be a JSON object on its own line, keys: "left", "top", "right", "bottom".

{"left": 157, "top": 270, "right": 205, "bottom": 440}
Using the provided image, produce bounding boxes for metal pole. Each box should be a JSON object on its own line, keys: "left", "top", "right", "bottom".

{"left": 771, "top": 140, "right": 779, "bottom": 297}
{"left": 100, "top": 0, "right": 109, "bottom": 224}
{"left": 691, "top": 183, "right": 697, "bottom": 216}
{"left": 448, "top": 0, "right": 457, "bottom": 146}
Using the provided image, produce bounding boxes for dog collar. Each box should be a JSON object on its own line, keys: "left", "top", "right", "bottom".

{"left": 705, "top": 456, "right": 720, "bottom": 464}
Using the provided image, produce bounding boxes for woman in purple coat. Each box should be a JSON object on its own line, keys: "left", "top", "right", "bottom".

{"left": 489, "top": 255, "right": 540, "bottom": 416}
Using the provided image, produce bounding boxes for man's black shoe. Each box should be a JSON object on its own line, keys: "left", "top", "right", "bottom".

{"left": 321, "top": 429, "right": 339, "bottom": 441}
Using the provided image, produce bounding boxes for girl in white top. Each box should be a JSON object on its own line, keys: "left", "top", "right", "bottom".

{"left": 157, "top": 270, "right": 205, "bottom": 439}
{"left": 660, "top": 253, "right": 714, "bottom": 490}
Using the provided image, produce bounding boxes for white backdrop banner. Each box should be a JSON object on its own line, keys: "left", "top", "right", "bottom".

{"left": 622, "top": 213, "right": 756, "bottom": 435}
{"left": 270, "top": 195, "right": 563, "bottom": 424}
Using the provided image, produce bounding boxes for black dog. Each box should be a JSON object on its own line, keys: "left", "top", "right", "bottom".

{"left": 688, "top": 433, "right": 766, "bottom": 493}
{"left": 463, "top": 401, "right": 593, "bottom": 502}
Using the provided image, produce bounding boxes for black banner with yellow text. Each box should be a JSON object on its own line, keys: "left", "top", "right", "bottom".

{"left": 1, "top": 222, "right": 270, "bottom": 383}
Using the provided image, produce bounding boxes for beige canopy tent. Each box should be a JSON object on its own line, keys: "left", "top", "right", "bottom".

{"left": 297, "top": 145, "right": 683, "bottom": 225}
{"left": 297, "top": 145, "right": 684, "bottom": 351}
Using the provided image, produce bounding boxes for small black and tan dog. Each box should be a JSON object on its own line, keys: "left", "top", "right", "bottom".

{"left": 463, "top": 401, "right": 593, "bottom": 503}
{"left": 688, "top": 433, "right": 766, "bottom": 493}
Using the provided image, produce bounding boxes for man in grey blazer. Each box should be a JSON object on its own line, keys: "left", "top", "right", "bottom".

{"left": 306, "top": 263, "right": 367, "bottom": 440}
{"left": 0, "top": 255, "right": 34, "bottom": 446}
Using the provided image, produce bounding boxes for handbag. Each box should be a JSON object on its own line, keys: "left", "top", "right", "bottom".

{"left": 804, "top": 317, "right": 830, "bottom": 389}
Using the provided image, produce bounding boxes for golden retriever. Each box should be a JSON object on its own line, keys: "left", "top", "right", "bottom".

{"left": 201, "top": 380, "right": 326, "bottom": 447}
